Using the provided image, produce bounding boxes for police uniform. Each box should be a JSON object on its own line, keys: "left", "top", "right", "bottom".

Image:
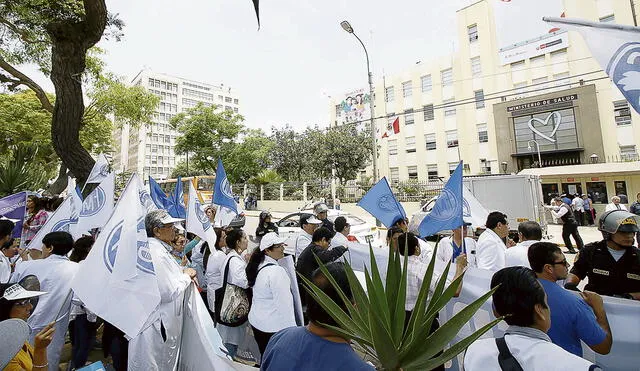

{"left": 570, "top": 240, "right": 640, "bottom": 297}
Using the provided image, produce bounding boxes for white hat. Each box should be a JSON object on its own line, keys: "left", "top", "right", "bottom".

{"left": 300, "top": 214, "right": 322, "bottom": 226}
{"left": 314, "top": 203, "right": 329, "bottom": 214}
{"left": 259, "top": 232, "right": 287, "bottom": 251}
{"left": 0, "top": 319, "right": 30, "bottom": 369}
{"left": 158, "top": 211, "right": 185, "bottom": 225}
{"left": 1, "top": 283, "right": 46, "bottom": 301}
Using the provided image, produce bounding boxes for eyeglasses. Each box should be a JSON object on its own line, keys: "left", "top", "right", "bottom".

{"left": 549, "top": 259, "right": 569, "bottom": 267}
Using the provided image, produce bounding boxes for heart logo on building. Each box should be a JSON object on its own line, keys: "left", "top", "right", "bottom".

{"left": 527, "top": 111, "right": 561, "bottom": 142}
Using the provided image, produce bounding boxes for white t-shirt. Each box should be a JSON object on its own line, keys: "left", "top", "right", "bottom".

{"left": 505, "top": 240, "right": 539, "bottom": 269}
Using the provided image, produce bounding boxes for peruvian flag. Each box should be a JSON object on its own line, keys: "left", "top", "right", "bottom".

{"left": 381, "top": 117, "right": 400, "bottom": 138}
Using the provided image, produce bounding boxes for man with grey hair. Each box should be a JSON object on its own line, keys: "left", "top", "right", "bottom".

{"left": 605, "top": 196, "right": 627, "bottom": 212}
{"left": 128, "top": 209, "right": 197, "bottom": 370}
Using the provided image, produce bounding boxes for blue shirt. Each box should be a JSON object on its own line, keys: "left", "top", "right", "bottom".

{"left": 538, "top": 279, "right": 606, "bottom": 356}
{"left": 261, "top": 326, "right": 374, "bottom": 371}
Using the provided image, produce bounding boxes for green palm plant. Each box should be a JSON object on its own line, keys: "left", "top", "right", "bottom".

{"left": 0, "top": 144, "right": 48, "bottom": 197}
{"left": 298, "top": 242, "right": 501, "bottom": 370}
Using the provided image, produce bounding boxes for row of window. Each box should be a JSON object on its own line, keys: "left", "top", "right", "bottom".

{"left": 390, "top": 162, "right": 471, "bottom": 181}
{"left": 152, "top": 113, "right": 176, "bottom": 123}
{"left": 143, "top": 167, "right": 171, "bottom": 177}
{"left": 144, "top": 155, "right": 176, "bottom": 166}
{"left": 145, "top": 143, "right": 174, "bottom": 156}
{"left": 150, "top": 90, "right": 178, "bottom": 103}
{"left": 183, "top": 81, "right": 211, "bottom": 91}
{"left": 146, "top": 132, "right": 174, "bottom": 145}
{"left": 388, "top": 125, "right": 488, "bottom": 154}
{"left": 183, "top": 88, "right": 214, "bottom": 101}
{"left": 159, "top": 102, "right": 178, "bottom": 113}
{"left": 148, "top": 78, "right": 178, "bottom": 92}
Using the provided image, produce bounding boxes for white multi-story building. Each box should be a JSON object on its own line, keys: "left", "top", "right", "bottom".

{"left": 113, "top": 70, "right": 241, "bottom": 180}
{"left": 330, "top": 0, "right": 640, "bottom": 209}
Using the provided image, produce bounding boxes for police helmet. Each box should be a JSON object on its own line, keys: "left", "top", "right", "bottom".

{"left": 259, "top": 210, "right": 271, "bottom": 219}
{"left": 314, "top": 203, "right": 329, "bottom": 214}
{"left": 598, "top": 210, "right": 640, "bottom": 239}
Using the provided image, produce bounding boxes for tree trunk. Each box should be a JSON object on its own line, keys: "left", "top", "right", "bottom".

{"left": 47, "top": 0, "right": 108, "bottom": 186}
{"left": 47, "top": 164, "right": 69, "bottom": 195}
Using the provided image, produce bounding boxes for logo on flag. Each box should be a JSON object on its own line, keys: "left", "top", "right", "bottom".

{"left": 213, "top": 159, "right": 238, "bottom": 215}
{"left": 221, "top": 178, "right": 234, "bottom": 199}
{"left": 80, "top": 187, "right": 106, "bottom": 217}
{"left": 377, "top": 195, "right": 397, "bottom": 212}
{"left": 418, "top": 161, "right": 464, "bottom": 237}
{"left": 463, "top": 198, "right": 472, "bottom": 218}
{"left": 357, "top": 177, "right": 406, "bottom": 228}
{"left": 139, "top": 189, "right": 155, "bottom": 212}
{"left": 608, "top": 42, "right": 640, "bottom": 112}
{"left": 429, "top": 188, "right": 462, "bottom": 222}
{"left": 195, "top": 202, "right": 211, "bottom": 231}
{"left": 103, "top": 218, "right": 155, "bottom": 275}
{"left": 52, "top": 218, "right": 77, "bottom": 233}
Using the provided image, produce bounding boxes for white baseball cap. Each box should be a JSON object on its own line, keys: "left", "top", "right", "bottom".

{"left": 1, "top": 283, "right": 47, "bottom": 301}
{"left": 259, "top": 232, "right": 287, "bottom": 251}
{"left": 300, "top": 214, "right": 322, "bottom": 226}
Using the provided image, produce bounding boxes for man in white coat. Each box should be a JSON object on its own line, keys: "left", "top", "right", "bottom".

{"left": 605, "top": 196, "right": 627, "bottom": 212}
{"left": 436, "top": 220, "right": 476, "bottom": 268}
{"left": 329, "top": 216, "right": 351, "bottom": 263}
{"left": 11, "top": 231, "right": 79, "bottom": 371}
{"left": 295, "top": 214, "right": 322, "bottom": 259}
{"left": 505, "top": 221, "right": 542, "bottom": 269}
{"left": 475, "top": 212, "right": 511, "bottom": 271}
{"left": 128, "top": 209, "right": 197, "bottom": 370}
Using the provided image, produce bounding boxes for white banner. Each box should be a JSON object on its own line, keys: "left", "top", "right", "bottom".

{"left": 186, "top": 182, "right": 217, "bottom": 248}
{"left": 76, "top": 172, "right": 115, "bottom": 235}
{"left": 86, "top": 153, "right": 111, "bottom": 184}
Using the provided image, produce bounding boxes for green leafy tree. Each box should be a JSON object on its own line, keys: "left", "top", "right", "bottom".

{"left": 0, "top": 144, "right": 49, "bottom": 197}
{"left": 170, "top": 161, "right": 201, "bottom": 178}
{"left": 171, "top": 104, "right": 273, "bottom": 183}
{"left": 248, "top": 169, "right": 284, "bottom": 186}
{"left": 270, "top": 125, "right": 312, "bottom": 181}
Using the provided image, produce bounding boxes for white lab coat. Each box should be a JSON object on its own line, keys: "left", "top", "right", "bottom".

{"left": 504, "top": 240, "right": 538, "bottom": 269}
{"left": 205, "top": 249, "right": 228, "bottom": 310}
{"left": 475, "top": 229, "right": 507, "bottom": 271}
{"left": 216, "top": 250, "right": 249, "bottom": 346}
{"left": 0, "top": 253, "right": 11, "bottom": 283}
{"left": 605, "top": 203, "right": 627, "bottom": 212}
{"left": 128, "top": 237, "right": 192, "bottom": 370}
{"left": 464, "top": 326, "right": 597, "bottom": 371}
{"left": 329, "top": 232, "right": 351, "bottom": 264}
{"left": 248, "top": 256, "right": 296, "bottom": 333}
{"left": 11, "top": 254, "right": 79, "bottom": 371}
{"left": 295, "top": 231, "right": 313, "bottom": 259}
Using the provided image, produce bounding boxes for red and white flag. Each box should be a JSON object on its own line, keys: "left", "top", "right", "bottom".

{"left": 381, "top": 117, "right": 400, "bottom": 138}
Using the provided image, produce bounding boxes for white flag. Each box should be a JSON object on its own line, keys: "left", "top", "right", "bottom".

{"left": 72, "top": 174, "right": 161, "bottom": 338}
{"left": 463, "top": 185, "right": 490, "bottom": 228}
{"left": 186, "top": 182, "right": 217, "bottom": 248}
{"left": 86, "top": 153, "right": 111, "bottom": 184}
{"left": 76, "top": 172, "right": 115, "bottom": 235}
{"left": 544, "top": 17, "right": 640, "bottom": 114}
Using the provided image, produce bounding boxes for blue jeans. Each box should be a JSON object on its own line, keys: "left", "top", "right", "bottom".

{"left": 69, "top": 314, "right": 97, "bottom": 368}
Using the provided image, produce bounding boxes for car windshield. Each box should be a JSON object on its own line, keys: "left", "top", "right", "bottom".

{"left": 328, "top": 214, "right": 366, "bottom": 226}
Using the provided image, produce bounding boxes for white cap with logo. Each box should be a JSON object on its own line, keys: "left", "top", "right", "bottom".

{"left": 259, "top": 232, "right": 287, "bottom": 251}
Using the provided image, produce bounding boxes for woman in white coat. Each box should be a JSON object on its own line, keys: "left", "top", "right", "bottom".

{"left": 246, "top": 232, "right": 296, "bottom": 358}
{"left": 216, "top": 229, "right": 249, "bottom": 358}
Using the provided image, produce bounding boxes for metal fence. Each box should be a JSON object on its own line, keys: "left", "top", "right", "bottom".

{"left": 233, "top": 180, "right": 445, "bottom": 203}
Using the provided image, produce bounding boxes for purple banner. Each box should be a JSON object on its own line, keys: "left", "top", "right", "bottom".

{"left": 0, "top": 192, "right": 27, "bottom": 238}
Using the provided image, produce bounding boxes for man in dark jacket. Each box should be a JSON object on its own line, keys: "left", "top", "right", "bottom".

{"left": 545, "top": 197, "right": 583, "bottom": 253}
{"left": 296, "top": 227, "right": 347, "bottom": 283}
{"left": 630, "top": 192, "right": 640, "bottom": 246}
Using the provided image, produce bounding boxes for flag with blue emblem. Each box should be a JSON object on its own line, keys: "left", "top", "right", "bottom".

{"left": 76, "top": 172, "right": 115, "bottom": 235}
{"left": 86, "top": 153, "right": 111, "bottom": 184}
{"left": 356, "top": 177, "right": 406, "bottom": 228}
{"left": 544, "top": 17, "right": 640, "bottom": 114}
{"left": 186, "top": 181, "right": 217, "bottom": 249}
{"left": 213, "top": 159, "right": 238, "bottom": 215}
{"left": 72, "top": 174, "right": 160, "bottom": 338}
{"left": 168, "top": 176, "right": 187, "bottom": 219}
{"left": 419, "top": 161, "right": 464, "bottom": 238}
{"left": 148, "top": 176, "right": 170, "bottom": 210}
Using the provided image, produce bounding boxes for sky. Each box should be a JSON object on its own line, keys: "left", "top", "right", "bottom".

{"left": 29, "top": 0, "right": 469, "bottom": 131}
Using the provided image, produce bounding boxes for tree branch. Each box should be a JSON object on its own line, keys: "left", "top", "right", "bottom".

{"left": 0, "top": 56, "right": 54, "bottom": 113}
{"left": 0, "top": 17, "right": 36, "bottom": 43}
{"left": 82, "top": 0, "right": 108, "bottom": 47}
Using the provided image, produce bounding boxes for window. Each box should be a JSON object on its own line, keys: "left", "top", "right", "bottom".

{"left": 599, "top": 14, "right": 615, "bottom": 23}
{"left": 182, "top": 88, "right": 213, "bottom": 101}
{"left": 421, "top": 75, "right": 432, "bottom": 92}
{"left": 586, "top": 182, "right": 608, "bottom": 204}
{"left": 475, "top": 90, "right": 485, "bottom": 109}
{"left": 620, "top": 145, "right": 639, "bottom": 161}
{"left": 385, "top": 86, "right": 395, "bottom": 102}
{"left": 441, "top": 69, "right": 453, "bottom": 87}
{"left": 218, "top": 95, "right": 224, "bottom": 101}
{"left": 553, "top": 72, "right": 570, "bottom": 87}
{"left": 614, "top": 100, "right": 632, "bottom": 126}
{"left": 233, "top": 98, "right": 239, "bottom": 104}
{"left": 614, "top": 181, "right": 628, "bottom": 202}
{"left": 408, "top": 166, "right": 418, "bottom": 179}
{"left": 404, "top": 109, "right": 414, "bottom": 125}
{"left": 444, "top": 99, "right": 456, "bottom": 116}
{"left": 405, "top": 136, "right": 416, "bottom": 153}
{"left": 423, "top": 104, "right": 434, "bottom": 121}
{"left": 477, "top": 124, "right": 488, "bottom": 143}
{"left": 550, "top": 49, "right": 568, "bottom": 64}
{"left": 468, "top": 24, "right": 478, "bottom": 42}
{"left": 402, "top": 81, "right": 413, "bottom": 98}
{"left": 225, "top": 97, "right": 232, "bottom": 103}
{"left": 234, "top": 107, "right": 239, "bottom": 113}
{"left": 471, "top": 57, "right": 482, "bottom": 78}
{"left": 448, "top": 162, "right": 458, "bottom": 175}
{"left": 388, "top": 139, "right": 398, "bottom": 155}
{"left": 425, "top": 133, "right": 436, "bottom": 150}
{"left": 532, "top": 76, "right": 549, "bottom": 89}
{"left": 225, "top": 106, "right": 233, "bottom": 112}
{"left": 390, "top": 167, "right": 400, "bottom": 182}
{"left": 446, "top": 130, "right": 458, "bottom": 148}
{"left": 427, "top": 165, "right": 438, "bottom": 180}
{"left": 479, "top": 159, "right": 491, "bottom": 174}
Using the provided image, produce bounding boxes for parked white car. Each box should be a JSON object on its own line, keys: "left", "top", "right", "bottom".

{"left": 276, "top": 210, "right": 382, "bottom": 254}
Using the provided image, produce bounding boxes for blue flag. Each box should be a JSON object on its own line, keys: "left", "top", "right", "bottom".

{"left": 213, "top": 159, "right": 238, "bottom": 215}
{"left": 148, "top": 176, "right": 170, "bottom": 209}
{"left": 169, "top": 176, "right": 187, "bottom": 219}
{"left": 356, "top": 177, "right": 406, "bottom": 228}
{"left": 419, "top": 161, "right": 464, "bottom": 238}
{"left": 0, "top": 192, "right": 27, "bottom": 238}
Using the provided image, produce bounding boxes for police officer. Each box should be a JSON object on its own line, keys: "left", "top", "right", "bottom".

{"left": 565, "top": 210, "right": 640, "bottom": 300}
{"left": 314, "top": 203, "right": 334, "bottom": 234}
{"left": 545, "top": 197, "right": 584, "bottom": 253}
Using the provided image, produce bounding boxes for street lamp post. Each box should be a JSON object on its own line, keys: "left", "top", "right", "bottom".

{"left": 340, "top": 20, "right": 378, "bottom": 182}
{"left": 527, "top": 140, "right": 542, "bottom": 168}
